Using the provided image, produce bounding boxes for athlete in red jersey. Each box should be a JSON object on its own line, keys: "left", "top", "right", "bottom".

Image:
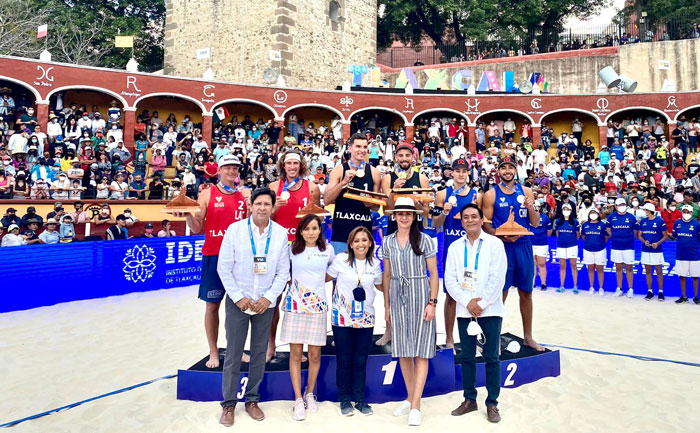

{"left": 177, "top": 155, "right": 251, "bottom": 368}
{"left": 267, "top": 150, "right": 321, "bottom": 361}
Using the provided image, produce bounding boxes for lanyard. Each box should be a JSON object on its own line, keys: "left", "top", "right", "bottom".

{"left": 353, "top": 258, "right": 367, "bottom": 286}
{"left": 219, "top": 182, "right": 238, "bottom": 194}
{"left": 349, "top": 160, "right": 365, "bottom": 171}
{"left": 463, "top": 239, "right": 483, "bottom": 272}
{"left": 451, "top": 183, "right": 466, "bottom": 198}
{"left": 248, "top": 217, "right": 272, "bottom": 256}
{"left": 283, "top": 176, "right": 300, "bottom": 191}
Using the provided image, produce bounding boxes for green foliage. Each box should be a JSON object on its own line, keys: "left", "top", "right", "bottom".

{"left": 625, "top": 0, "right": 700, "bottom": 26}
{"left": 377, "top": 0, "right": 611, "bottom": 50}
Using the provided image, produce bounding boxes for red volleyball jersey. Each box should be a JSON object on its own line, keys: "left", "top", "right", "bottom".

{"left": 201, "top": 185, "right": 247, "bottom": 256}
{"left": 274, "top": 179, "right": 311, "bottom": 241}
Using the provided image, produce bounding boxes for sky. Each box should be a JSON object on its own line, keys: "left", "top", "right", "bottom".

{"left": 565, "top": 0, "right": 627, "bottom": 28}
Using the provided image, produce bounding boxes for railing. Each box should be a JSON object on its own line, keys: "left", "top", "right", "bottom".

{"left": 377, "top": 17, "right": 697, "bottom": 68}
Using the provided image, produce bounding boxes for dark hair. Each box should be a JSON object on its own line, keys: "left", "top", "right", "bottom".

{"left": 459, "top": 203, "right": 483, "bottom": 218}
{"left": 291, "top": 214, "right": 327, "bottom": 255}
{"left": 346, "top": 226, "right": 375, "bottom": 266}
{"left": 251, "top": 187, "right": 276, "bottom": 206}
{"left": 393, "top": 210, "right": 424, "bottom": 256}
{"left": 115, "top": 214, "right": 126, "bottom": 221}
{"left": 161, "top": 219, "right": 170, "bottom": 226}
{"left": 348, "top": 132, "right": 367, "bottom": 147}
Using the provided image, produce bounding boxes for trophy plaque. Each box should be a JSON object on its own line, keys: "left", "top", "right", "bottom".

{"left": 162, "top": 188, "right": 201, "bottom": 214}
{"left": 494, "top": 206, "right": 533, "bottom": 235}
{"left": 391, "top": 187, "right": 435, "bottom": 203}
{"left": 296, "top": 201, "right": 332, "bottom": 218}
{"left": 344, "top": 187, "right": 388, "bottom": 206}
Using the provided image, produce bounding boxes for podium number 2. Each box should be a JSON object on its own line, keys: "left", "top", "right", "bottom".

{"left": 237, "top": 377, "right": 249, "bottom": 399}
{"left": 504, "top": 363, "right": 517, "bottom": 386}
{"left": 381, "top": 360, "right": 397, "bottom": 385}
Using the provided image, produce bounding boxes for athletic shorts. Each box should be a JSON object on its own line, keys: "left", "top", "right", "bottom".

{"left": 676, "top": 260, "right": 700, "bottom": 278}
{"left": 532, "top": 244, "right": 549, "bottom": 259}
{"left": 610, "top": 249, "right": 635, "bottom": 265}
{"left": 503, "top": 241, "right": 534, "bottom": 292}
{"left": 641, "top": 252, "right": 664, "bottom": 266}
{"left": 556, "top": 246, "right": 578, "bottom": 260}
{"left": 583, "top": 249, "right": 606, "bottom": 266}
{"left": 198, "top": 255, "right": 225, "bottom": 302}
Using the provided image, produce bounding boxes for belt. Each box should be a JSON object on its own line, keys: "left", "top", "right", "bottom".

{"left": 390, "top": 275, "right": 424, "bottom": 305}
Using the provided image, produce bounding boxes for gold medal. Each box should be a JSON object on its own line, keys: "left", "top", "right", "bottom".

{"left": 398, "top": 171, "right": 407, "bottom": 179}
{"left": 356, "top": 169, "right": 365, "bottom": 178}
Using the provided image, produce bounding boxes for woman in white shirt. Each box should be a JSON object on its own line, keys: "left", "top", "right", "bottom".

{"left": 281, "top": 214, "right": 335, "bottom": 421}
{"left": 326, "top": 226, "right": 382, "bottom": 416}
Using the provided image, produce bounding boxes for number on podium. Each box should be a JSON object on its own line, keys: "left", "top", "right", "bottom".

{"left": 504, "top": 362, "right": 517, "bottom": 386}
{"left": 381, "top": 360, "right": 397, "bottom": 385}
{"left": 237, "top": 376, "right": 249, "bottom": 399}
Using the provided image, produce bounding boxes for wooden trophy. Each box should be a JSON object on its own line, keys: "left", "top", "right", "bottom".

{"left": 344, "top": 187, "right": 388, "bottom": 206}
{"left": 391, "top": 187, "right": 435, "bottom": 203}
{"left": 494, "top": 206, "right": 533, "bottom": 235}
{"left": 162, "top": 188, "right": 201, "bottom": 214}
{"left": 296, "top": 202, "right": 331, "bottom": 218}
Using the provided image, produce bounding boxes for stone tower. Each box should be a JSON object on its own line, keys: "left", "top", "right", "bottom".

{"left": 163, "top": 0, "right": 378, "bottom": 90}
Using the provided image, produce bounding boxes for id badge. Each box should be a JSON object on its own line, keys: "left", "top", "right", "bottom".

{"left": 461, "top": 270, "right": 476, "bottom": 292}
{"left": 350, "top": 300, "right": 364, "bottom": 319}
{"left": 253, "top": 256, "right": 268, "bottom": 275}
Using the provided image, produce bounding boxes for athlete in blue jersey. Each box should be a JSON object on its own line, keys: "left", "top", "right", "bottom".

{"left": 433, "top": 157, "right": 479, "bottom": 352}
{"left": 553, "top": 203, "right": 579, "bottom": 293}
{"left": 638, "top": 203, "right": 668, "bottom": 301}
{"left": 606, "top": 198, "right": 639, "bottom": 298}
{"left": 672, "top": 205, "right": 700, "bottom": 304}
{"left": 482, "top": 157, "right": 542, "bottom": 351}
{"left": 580, "top": 208, "right": 610, "bottom": 294}
{"left": 530, "top": 201, "right": 551, "bottom": 291}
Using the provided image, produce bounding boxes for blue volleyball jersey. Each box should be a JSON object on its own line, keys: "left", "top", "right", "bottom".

{"left": 530, "top": 213, "right": 550, "bottom": 246}
{"left": 423, "top": 217, "right": 438, "bottom": 238}
{"left": 639, "top": 216, "right": 666, "bottom": 253}
{"left": 606, "top": 212, "right": 637, "bottom": 250}
{"left": 492, "top": 183, "right": 532, "bottom": 246}
{"left": 442, "top": 185, "right": 477, "bottom": 253}
{"left": 554, "top": 219, "right": 578, "bottom": 248}
{"left": 580, "top": 221, "right": 608, "bottom": 252}
{"left": 673, "top": 219, "right": 700, "bottom": 261}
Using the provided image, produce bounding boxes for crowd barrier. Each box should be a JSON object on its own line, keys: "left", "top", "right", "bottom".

{"left": 0, "top": 233, "right": 690, "bottom": 314}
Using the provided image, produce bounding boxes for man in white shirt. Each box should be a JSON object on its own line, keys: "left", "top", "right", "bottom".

{"left": 47, "top": 114, "right": 63, "bottom": 143}
{"left": 8, "top": 128, "right": 29, "bottom": 155}
{"left": 106, "top": 124, "right": 123, "bottom": 143}
{"left": 503, "top": 118, "right": 516, "bottom": 142}
{"left": 91, "top": 112, "right": 106, "bottom": 135}
{"left": 445, "top": 203, "right": 506, "bottom": 424}
{"left": 531, "top": 143, "right": 548, "bottom": 167}
{"left": 216, "top": 187, "right": 290, "bottom": 426}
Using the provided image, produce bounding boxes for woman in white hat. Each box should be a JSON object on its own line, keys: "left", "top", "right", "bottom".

{"left": 382, "top": 196, "right": 439, "bottom": 426}
{"left": 1, "top": 224, "right": 26, "bottom": 246}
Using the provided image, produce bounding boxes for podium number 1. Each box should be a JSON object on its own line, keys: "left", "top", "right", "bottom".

{"left": 381, "top": 360, "right": 397, "bottom": 385}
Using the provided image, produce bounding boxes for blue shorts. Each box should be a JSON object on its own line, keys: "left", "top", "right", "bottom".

{"left": 198, "top": 255, "right": 225, "bottom": 302}
{"left": 503, "top": 241, "right": 534, "bottom": 293}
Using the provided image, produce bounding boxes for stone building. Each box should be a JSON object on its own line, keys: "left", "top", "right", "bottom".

{"left": 163, "top": 0, "right": 378, "bottom": 90}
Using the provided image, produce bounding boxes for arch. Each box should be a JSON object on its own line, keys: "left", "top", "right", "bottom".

{"left": 675, "top": 104, "right": 700, "bottom": 121}
{"left": 283, "top": 103, "right": 344, "bottom": 121}
{"left": 214, "top": 98, "right": 278, "bottom": 119}
{"left": 411, "top": 108, "right": 471, "bottom": 125}
{"left": 47, "top": 85, "right": 128, "bottom": 108}
{"left": 604, "top": 106, "right": 670, "bottom": 123}
{"left": 0, "top": 76, "right": 41, "bottom": 101}
{"left": 349, "top": 106, "right": 408, "bottom": 124}
{"left": 134, "top": 92, "right": 207, "bottom": 115}
{"left": 540, "top": 108, "right": 601, "bottom": 124}
{"left": 475, "top": 109, "right": 535, "bottom": 125}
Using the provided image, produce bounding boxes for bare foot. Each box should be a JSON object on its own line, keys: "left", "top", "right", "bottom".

{"left": 205, "top": 352, "right": 220, "bottom": 369}
{"left": 446, "top": 340, "right": 455, "bottom": 355}
{"left": 241, "top": 352, "right": 250, "bottom": 363}
{"left": 375, "top": 332, "right": 391, "bottom": 346}
{"left": 524, "top": 337, "right": 545, "bottom": 352}
{"left": 266, "top": 345, "right": 276, "bottom": 363}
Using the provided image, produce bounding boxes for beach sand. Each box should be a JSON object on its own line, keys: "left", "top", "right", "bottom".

{"left": 2, "top": 285, "right": 699, "bottom": 433}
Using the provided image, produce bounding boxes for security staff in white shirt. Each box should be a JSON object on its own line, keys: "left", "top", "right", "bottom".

{"left": 216, "top": 187, "right": 290, "bottom": 426}
{"left": 444, "top": 203, "right": 507, "bottom": 424}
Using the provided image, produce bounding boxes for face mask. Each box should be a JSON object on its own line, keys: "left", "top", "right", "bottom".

{"left": 538, "top": 198, "right": 545, "bottom": 204}
{"left": 617, "top": 205, "right": 627, "bottom": 213}
{"left": 101, "top": 209, "right": 108, "bottom": 214}
{"left": 682, "top": 213, "right": 693, "bottom": 221}
{"left": 124, "top": 212, "right": 131, "bottom": 217}
{"left": 467, "top": 319, "right": 485, "bottom": 344}
{"left": 589, "top": 212, "right": 599, "bottom": 221}
{"left": 669, "top": 206, "right": 676, "bottom": 211}
{"left": 562, "top": 210, "right": 572, "bottom": 217}
{"left": 32, "top": 139, "right": 38, "bottom": 143}
{"left": 631, "top": 200, "right": 639, "bottom": 207}
{"left": 584, "top": 200, "right": 592, "bottom": 206}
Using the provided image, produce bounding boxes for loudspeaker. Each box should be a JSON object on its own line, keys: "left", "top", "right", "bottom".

{"left": 598, "top": 66, "right": 621, "bottom": 89}
{"left": 618, "top": 75, "right": 638, "bottom": 93}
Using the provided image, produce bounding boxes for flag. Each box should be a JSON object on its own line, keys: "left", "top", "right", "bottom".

{"left": 213, "top": 106, "right": 229, "bottom": 123}
{"left": 37, "top": 24, "right": 48, "bottom": 39}
{"left": 196, "top": 48, "right": 211, "bottom": 60}
{"left": 115, "top": 36, "right": 134, "bottom": 48}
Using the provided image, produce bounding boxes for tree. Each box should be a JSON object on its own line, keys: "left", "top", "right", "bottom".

{"left": 623, "top": 0, "right": 700, "bottom": 38}
{"left": 0, "top": 0, "right": 53, "bottom": 58}
{"left": 377, "top": 0, "right": 611, "bottom": 50}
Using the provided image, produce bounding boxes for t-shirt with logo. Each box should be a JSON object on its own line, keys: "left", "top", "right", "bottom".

{"left": 530, "top": 213, "right": 551, "bottom": 246}
{"left": 673, "top": 219, "right": 700, "bottom": 261}
{"left": 283, "top": 245, "right": 335, "bottom": 314}
{"left": 639, "top": 216, "right": 666, "bottom": 253}
{"left": 554, "top": 219, "right": 578, "bottom": 248}
{"left": 580, "top": 221, "right": 608, "bottom": 252}
{"left": 606, "top": 212, "right": 637, "bottom": 251}
{"left": 327, "top": 253, "right": 382, "bottom": 328}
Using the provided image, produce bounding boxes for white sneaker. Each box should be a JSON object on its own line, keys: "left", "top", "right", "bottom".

{"left": 293, "top": 398, "right": 306, "bottom": 421}
{"left": 303, "top": 393, "right": 318, "bottom": 413}
{"left": 598, "top": 289, "right": 605, "bottom": 296}
{"left": 613, "top": 288, "right": 623, "bottom": 297}
{"left": 589, "top": 287, "right": 595, "bottom": 294}
{"left": 393, "top": 400, "right": 411, "bottom": 417}
{"left": 626, "top": 289, "right": 634, "bottom": 298}
{"left": 408, "top": 409, "right": 422, "bottom": 426}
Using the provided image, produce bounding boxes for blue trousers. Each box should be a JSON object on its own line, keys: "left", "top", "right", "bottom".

{"left": 458, "top": 316, "right": 502, "bottom": 407}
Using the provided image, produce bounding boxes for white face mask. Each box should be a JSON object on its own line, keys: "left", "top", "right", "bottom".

{"left": 467, "top": 319, "right": 485, "bottom": 344}
{"left": 562, "top": 210, "right": 572, "bottom": 217}
{"left": 124, "top": 212, "right": 131, "bottom": 217}
{"left": 101, "top": 209, "right": 108, "bottom": 214}
{"left": 617, "top": 205, "right": 627, "bottom": 213}
{"left": 682, "top": 213, "right": 693, "bottom": 221}
{"left": 631, "top": 200, "right": 639, "bottom": 207}
{"left": 589, "top": 213, "right": 599, "bottom": 221}
{"left": 669, "top": 206, "right": 677, "bottom": 211}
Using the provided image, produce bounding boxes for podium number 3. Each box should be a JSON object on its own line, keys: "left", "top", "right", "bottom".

{"left": 237, "top": 377, "right": 249, "bottom": 399}
{"left": 381, "top": 360, "right": 397, "bottom": 385}
{"left": 504, "top": 363, "right": 517, "bottom": 386}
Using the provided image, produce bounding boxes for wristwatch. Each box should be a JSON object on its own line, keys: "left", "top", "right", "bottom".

{"left": 428, "top": 298, "right": 438, "bottom": 306}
